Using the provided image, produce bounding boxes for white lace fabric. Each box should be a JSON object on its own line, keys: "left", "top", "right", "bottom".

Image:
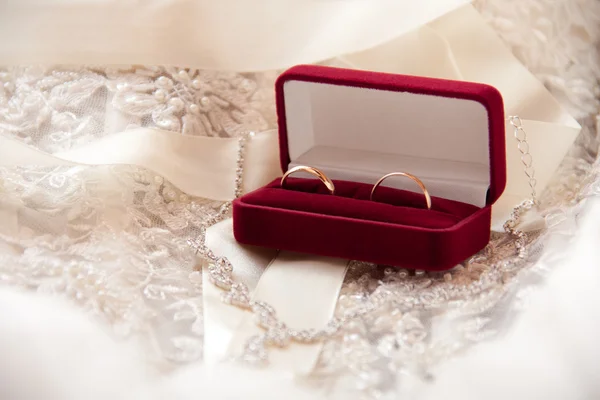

{"left": 0, "top": 0, "right": 599, "bottom": 397}
{"left": 0, "top": 66, "right": 278, "bottom": 153}
{"left": 0, "top": 165, "right": 224, "bottom": 366}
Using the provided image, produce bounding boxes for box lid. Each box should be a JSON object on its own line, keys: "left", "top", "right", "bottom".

{"left": 275, "top": 65, "right": 506, "bottom": 207}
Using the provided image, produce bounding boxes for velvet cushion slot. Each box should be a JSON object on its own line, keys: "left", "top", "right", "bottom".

{"left": 243, "top": 178, "right": 479, "bottom": 229}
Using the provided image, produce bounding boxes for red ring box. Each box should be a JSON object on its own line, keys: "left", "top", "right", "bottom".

{"left": 233, "top": 65, "right": 506, "bottom": 270}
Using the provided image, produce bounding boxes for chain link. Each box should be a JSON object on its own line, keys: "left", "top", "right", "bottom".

{"left": 508, "top": 116, "right": 538, "bottom": 205}
{"left": 189, "top": 116, "right": 537, "bottom": 365}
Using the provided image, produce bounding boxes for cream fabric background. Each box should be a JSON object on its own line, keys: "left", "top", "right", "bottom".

{"left": 0, "top": 0, "right": 469, "bottom": 71}
{"left": 0, "top": 0, "right": 598, "bottom": 399}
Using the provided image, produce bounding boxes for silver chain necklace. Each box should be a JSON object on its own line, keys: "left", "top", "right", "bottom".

{"left": 189, "top": 116, "right": 537, "bottom": 365}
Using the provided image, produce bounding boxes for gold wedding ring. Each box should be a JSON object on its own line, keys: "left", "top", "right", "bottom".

{"left": 370, "top": 172, "right": 432, "bottom": 210}
{"left": 280, "top": 166, "right": 335, "bottom": 195}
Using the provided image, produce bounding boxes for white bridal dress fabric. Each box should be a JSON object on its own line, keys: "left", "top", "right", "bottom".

{"left": 0, "top": 0, "right": 599, "bottom": 399}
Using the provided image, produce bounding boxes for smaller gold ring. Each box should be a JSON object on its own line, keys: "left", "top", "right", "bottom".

{"left": 370, "top": 172, "right": 432, "bottom": 210}
{"left": 281, "top": 166, "right": 335, "bottom": 195}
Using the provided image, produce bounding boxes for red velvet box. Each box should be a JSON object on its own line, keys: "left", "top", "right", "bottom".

{"left": 233, "top": 65, "right": 506, "bottom": 271}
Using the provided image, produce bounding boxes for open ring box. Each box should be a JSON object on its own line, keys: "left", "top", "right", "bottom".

{"left": 233, "top": 65, "right": 506, "bottom": 271}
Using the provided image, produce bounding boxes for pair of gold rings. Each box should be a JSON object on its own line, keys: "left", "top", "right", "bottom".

{"left": 281, "top": 165, "right": 432, "bottom": 210}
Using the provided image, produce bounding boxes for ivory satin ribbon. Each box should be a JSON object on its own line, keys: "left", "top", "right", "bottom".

{"left": 205, "top": 220, "right": 348, "bottom": 373}
{"left": 0, "top": 129, "right": 281, "bottom": 201}
{"left": 203, "top": 219, "right": 279, "bottom": 366}
{"left": 226, "top": 252, "right": 348, "bottom": 374}
{"left": 0, "top": 0, "right": 469, "bottom": 71}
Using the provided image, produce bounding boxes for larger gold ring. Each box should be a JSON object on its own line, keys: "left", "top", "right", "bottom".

{"left": 281, "top": 165, "right": 335, "bottom": 195}
{"left": 370, "top": 172, "right": 432, "bottom": 210}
